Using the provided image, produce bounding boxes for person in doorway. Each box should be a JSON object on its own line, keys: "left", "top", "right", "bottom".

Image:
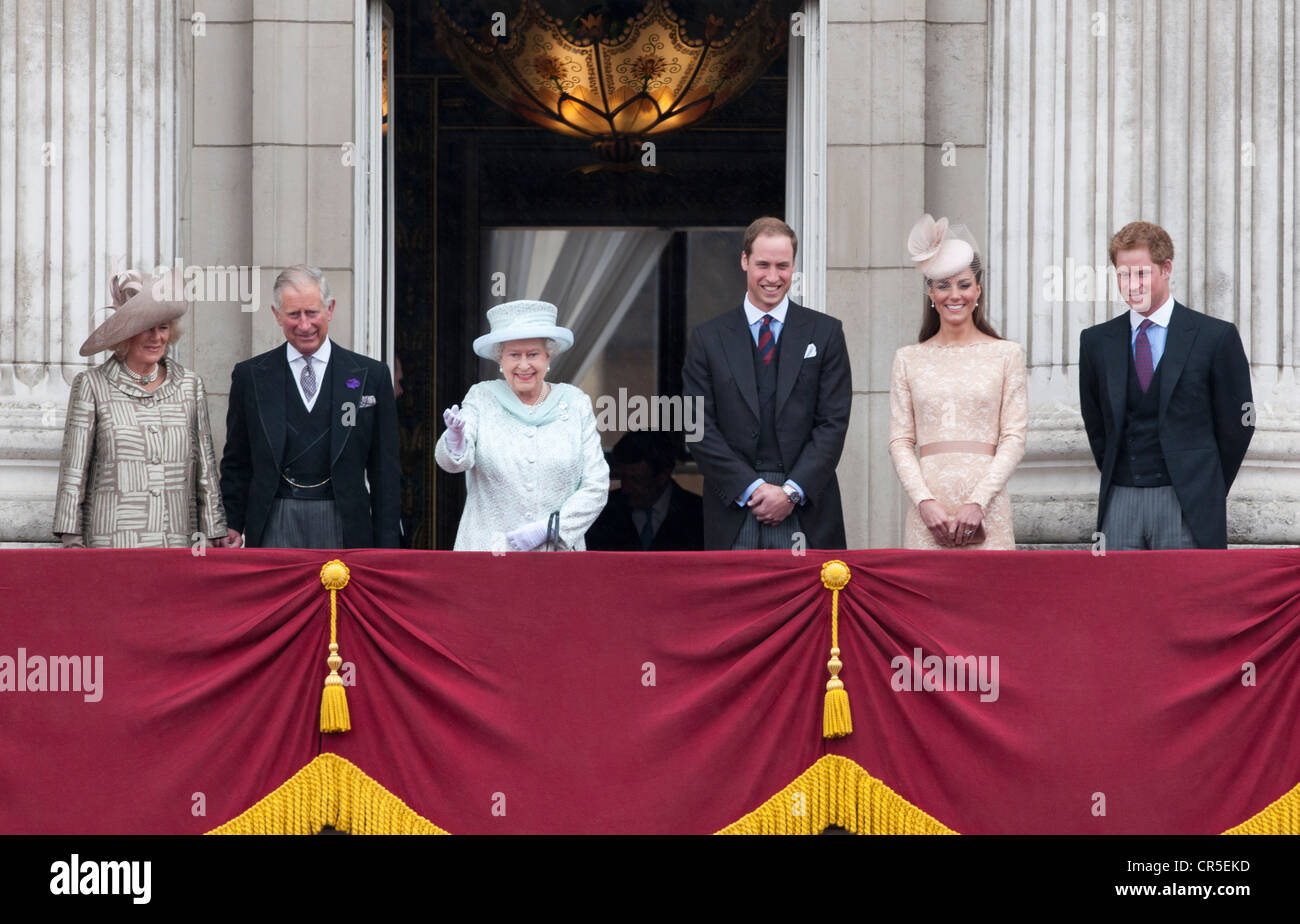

{"left": 435, "top": 300, "right": 608, "bottom": 551}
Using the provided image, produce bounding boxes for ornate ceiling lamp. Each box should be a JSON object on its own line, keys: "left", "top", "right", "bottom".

{"left": 433, "top": 0, "right": 789, "bottom": 170}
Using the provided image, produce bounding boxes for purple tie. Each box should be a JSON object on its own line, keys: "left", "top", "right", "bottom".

{"left": 757, "top": 316, "right": 774, "bottom": 365}
{"left": 1134, "top": 319, "right": 1154, "bottom": 392}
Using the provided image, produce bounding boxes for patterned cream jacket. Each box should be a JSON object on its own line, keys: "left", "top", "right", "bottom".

{"left": 53, "top": 356, "right": 226, "bottom": 547}
{"left": 435, "top": 380, "right": 609, "bottom": 551}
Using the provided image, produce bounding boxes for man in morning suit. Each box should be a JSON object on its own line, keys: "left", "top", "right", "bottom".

{"left": 220, "top": 264, "right": 400, "bottom": 548}
{"left": 681, "top": 217, "right": 852, "bottom": 550}
{"left": 1079, "top": 221, "right": 1254, "bottom": 550}
{"left": 585, "top": 430, "right": 704, "bottom": 551}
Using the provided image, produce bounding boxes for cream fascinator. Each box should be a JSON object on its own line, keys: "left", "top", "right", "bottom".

{"left": 907, "top": 214, "right": 978, "bottom": 282}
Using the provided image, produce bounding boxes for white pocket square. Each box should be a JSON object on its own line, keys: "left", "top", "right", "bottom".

{"left": 359, "top": 395, "right": 376, "bottom": 408}
{"left": 804, "top": 343, "right": 817, "bottom": 359}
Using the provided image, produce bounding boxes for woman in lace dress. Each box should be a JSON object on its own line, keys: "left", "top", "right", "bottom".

{"left": 435, "top": 300, "right": 609, "bottom": 551}
{"left": 888, "top": 215, "right": 1028, "bottom": 549}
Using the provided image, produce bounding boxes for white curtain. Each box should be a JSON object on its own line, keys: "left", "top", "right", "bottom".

{"left": 483, "top": 229, "right": 673, "bottom": 383}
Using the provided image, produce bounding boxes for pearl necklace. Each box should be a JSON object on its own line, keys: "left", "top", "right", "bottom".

{"left": 122, "top": 360, "right": 160, "bottom": 385}
{"left": 522, "top": 381, "right": 550, "bottom": 413}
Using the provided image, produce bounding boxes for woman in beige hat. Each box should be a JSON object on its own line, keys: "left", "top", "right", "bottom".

{"left": 53, "top": 270, "right": 226, "bottom": 547}
{"left": 435, "top": 300, "right": 609, "bottom": 551}
{"left": 887, "top": 215, "right": 1028, "bottom": 549}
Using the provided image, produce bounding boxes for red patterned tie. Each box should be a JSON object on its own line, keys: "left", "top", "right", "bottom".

{"left": 1134, "top": 318, "right": 1154, "bottom": 392}
{"left": 757, "top": 315, "right": 775, "bottom": 365}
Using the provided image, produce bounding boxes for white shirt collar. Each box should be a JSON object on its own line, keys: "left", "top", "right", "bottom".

{"left": 286, "top": 336, "right": 332, "bottom": 367}
{"left": 1128, "top": 294, "right": 1175, "bottom": 331}
{"left": 743, "top": 294, "right": 789, "bottom": 327}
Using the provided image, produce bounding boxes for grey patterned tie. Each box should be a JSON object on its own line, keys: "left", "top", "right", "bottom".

{"left": 300, "top": 356, "right": 317, "bottom": 402}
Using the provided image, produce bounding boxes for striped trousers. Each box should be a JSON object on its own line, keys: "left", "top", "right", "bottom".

{"left": 1100, "top": 484, "right": 1197, "bottom": 550}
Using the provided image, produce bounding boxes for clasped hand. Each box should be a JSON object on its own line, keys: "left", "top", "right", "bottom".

{"left": 746, "top": 483, "right": 795, "bottom": 527}
{"left": 918, "top": 499, "right": 984, "bottom": 547}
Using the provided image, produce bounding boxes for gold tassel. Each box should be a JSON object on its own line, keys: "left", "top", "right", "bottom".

{"left": 319, "top": 560, "right": 351, "bottom": 734}
{"left": 820, "top": 560, "right": 853, "bottom": 738}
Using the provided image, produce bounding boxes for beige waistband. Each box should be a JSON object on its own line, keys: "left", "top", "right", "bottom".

{"left": 918, "top": 441, "right": 996, "bottom": 458}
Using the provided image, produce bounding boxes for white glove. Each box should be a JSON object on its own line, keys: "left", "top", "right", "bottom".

{"left": 442, "top": 404, "right": 466, "bottom": 455}
{"left": 506, "top": 519, "right": 551, "bottom": 552}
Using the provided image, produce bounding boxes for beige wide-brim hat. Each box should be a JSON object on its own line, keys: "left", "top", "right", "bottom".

{"left": 79, "top": 270, "right": 186, "bottom": 356}
{"left": 907, "top": 213, "right": 976, "bottom": 281}
{"left": 472, "top": 300, "right": 574, "bottom": 360}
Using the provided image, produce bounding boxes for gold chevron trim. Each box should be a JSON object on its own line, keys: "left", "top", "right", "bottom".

{"left": 202, "top": 751, "right": 1296, "bottom": 835}
{"left": 1223, "top": 780, "right": 1300, "bottom": 834}
{"left": 716, "top": 754, "right": 958, "bottom": 835}
{"left": 207, "top": 753, "right": 449, "bottom": 835}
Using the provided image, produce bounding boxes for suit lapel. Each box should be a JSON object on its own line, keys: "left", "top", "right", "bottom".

{"left": 330, "top": 347, "right": 367, "bottom": 469}
{"left": 253, "top": 348, "right": 287, "bottom": 465}
{"left": 775, "top": 302, "right": 812, "bottom": 419}
{"left": 721, "top": 306, "right": 760, "bottom": 419}
{"left": 1157, "top": 302, "right": 1198, "bottom": 422}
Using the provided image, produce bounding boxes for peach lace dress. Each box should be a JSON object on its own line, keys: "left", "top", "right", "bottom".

{"left": 888, "top": 339, "right": 1028, "bottom": 549}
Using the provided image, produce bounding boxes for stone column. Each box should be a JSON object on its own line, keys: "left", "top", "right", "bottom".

{"left": 824, "top": 0, "right": 988, "bottom": 548}
{"left": 179, "top": 0, "right": 358, "bottom": 466}
{"left": 0, "top": 0, "right": 177, "bottom": 543}
{"left": 988, "top": 0, "right": 1300, "bottom": 545}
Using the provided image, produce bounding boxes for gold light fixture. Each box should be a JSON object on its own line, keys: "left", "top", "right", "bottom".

{"left": 433, "top": 0, "right": 789, "bottom": 170}
{"left": 382, "top": 24, "right": 390, "bottom": 135}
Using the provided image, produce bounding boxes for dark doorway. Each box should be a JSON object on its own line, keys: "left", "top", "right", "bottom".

{"left": 389, "top": 1, "right": 789, "bottom": 548}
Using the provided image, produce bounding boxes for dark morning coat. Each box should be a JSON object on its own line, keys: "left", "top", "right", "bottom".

{"left": 219, "top": 341, "right": 401, "bottom": 548}
{"left": 1078, "top": 301, "right": 1254, "bottom": 549}
{"left": 681, "top": 301, "right": 852, "bottom": 550}
{"left": 584, "top": 481, "right": 704, "bottom": 551}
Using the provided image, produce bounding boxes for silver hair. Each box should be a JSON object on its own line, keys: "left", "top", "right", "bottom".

{"left": 491, "top": 338, "right": 560, "bottom": 362}
{"left": 272, "top": 264, "right": 332, "bottom": 310}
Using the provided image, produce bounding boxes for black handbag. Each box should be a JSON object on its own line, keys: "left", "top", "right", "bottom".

{"left": 543, "top": 511, "right": 561, "bottom": 551}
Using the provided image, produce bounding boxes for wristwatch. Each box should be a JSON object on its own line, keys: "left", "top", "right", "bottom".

{"left": 781, "top": 484, "right": 801, "bottom": 505}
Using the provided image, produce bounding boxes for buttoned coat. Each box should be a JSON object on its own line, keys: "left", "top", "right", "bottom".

{"left": 1078, "top": 301, "right": 1254, "bottom": 548}
{"left": 434, "top": 381, "right": 609, "bottom": 551}
{"left": 681, "top": 301, "right": 852, "bottom": 550}
{"left": 53, "top": 357, "right": 226, "bottom": 546}
{"left": 220, "top": 342, "right": 401, "bottom": 548}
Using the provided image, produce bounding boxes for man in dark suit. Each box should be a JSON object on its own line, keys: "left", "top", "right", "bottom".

{"left": 585, "top": 431, "right": 703, "bottom": 551}
{"left": 220, "top": 264, "right": 400, "bottom": 548}
{"left": 682, "top": 217, "right": 852, "bottom": 550}
{"left": 1079, "top": 221, "right": 1254, "bottom": 550}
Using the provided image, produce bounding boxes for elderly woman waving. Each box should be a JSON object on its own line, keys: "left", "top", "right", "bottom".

{"left": 435, "top": 300, "right": 609, "bottom": 551}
